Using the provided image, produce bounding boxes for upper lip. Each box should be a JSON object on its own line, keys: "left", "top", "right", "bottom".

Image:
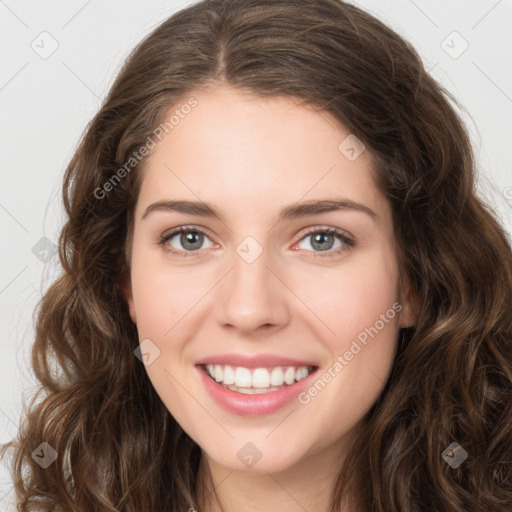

{"left": 195, "top": 354, "right": 318, "bottom": 369}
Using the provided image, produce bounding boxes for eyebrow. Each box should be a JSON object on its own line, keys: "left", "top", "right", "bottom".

{"left": 142, "top": 198, "right": 378, "bottom": 223}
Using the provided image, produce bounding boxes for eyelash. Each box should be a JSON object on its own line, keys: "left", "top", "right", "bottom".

{"left": 158, "top": 225, "right": 355, "bottom": 259}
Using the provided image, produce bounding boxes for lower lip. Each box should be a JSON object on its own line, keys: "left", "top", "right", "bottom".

{"left": 196, "top": 365, "right": 318, "bottom": 416}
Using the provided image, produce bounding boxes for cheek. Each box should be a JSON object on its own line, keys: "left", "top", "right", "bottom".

{"left": 128, "top": 253, "right": 203, "bottom": 417}
{"left": 294, "top": 270, "right": 400, "bottom": 442}
{"left": 292, "top": 251, "right": 400, "bottom": 348}
{"left": 129, "top": 247, "right": 212, "bottom": 338}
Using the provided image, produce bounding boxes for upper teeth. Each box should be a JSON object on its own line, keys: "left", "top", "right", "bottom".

{"left": 205, "top": 364, "right": 313, "bottom": 388}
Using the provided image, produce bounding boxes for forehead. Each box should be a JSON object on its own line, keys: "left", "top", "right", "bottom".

{"left": 136, "top": 85, "right": 389, "bottom": 222}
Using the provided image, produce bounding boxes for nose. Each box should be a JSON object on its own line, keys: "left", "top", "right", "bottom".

{"left": 215, "top": 245, "right": 290, "bottom": 336}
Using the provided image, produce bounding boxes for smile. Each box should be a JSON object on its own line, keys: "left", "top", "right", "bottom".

{"left": 204, "top": 364, "right": 316, "bottom": 394}
{"left": 196, "top": 358, "right": 319, "bottom": 415}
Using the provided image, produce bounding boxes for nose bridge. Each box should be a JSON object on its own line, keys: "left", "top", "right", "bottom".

{"left": 216, "top": 235, "right": 288, "bottom": 332}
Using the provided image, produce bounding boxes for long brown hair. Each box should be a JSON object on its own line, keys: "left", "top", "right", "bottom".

{"left": 2, "top": 0, "right": 511, "bottom": 510}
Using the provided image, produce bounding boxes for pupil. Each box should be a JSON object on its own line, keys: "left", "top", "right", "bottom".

{"left": 182, "top": 231, "right": 202, "bottom": 250}
{"left": 312, "top": 233, "right": 333, "bottom": 251}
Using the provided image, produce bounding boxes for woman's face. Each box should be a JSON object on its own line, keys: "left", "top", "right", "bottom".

{"left": 124, "top": 84, "right": 415, "bottom": 473}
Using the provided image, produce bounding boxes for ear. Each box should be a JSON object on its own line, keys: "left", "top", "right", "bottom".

{"left": 121, "top": 276, "right": 137, "bottom": 324}
{"left": 398, "top": 276, "right": 418, "bottom": 329}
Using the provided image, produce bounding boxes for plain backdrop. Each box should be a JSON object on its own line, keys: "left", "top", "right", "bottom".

{"left": 1, "top": 0, "right": 511, "bottom": 508}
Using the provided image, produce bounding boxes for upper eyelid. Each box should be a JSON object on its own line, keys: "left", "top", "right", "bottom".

{"left": 298, "top": 225, "right": 352, "bottom": 239}
{"left": 161, "top": 225, "right": 213, "bottom": 241}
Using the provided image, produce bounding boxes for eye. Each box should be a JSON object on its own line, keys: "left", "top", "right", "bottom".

{"left": 159, "top": 225, "right": 354, "bottom": 259}
{"left": 159, "top": 226, "right": 216, "bottom": 257}
{"left": 294, "top": 227, "right": 354, "bottom": 258}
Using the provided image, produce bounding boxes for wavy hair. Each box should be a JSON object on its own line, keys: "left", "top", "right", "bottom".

{"left": 2, "top": 0, "right": 511, "bottom": 510}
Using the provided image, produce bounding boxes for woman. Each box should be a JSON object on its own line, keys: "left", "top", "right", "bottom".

{"left": 2, "top": 0, "right": 511, "bottom": 510}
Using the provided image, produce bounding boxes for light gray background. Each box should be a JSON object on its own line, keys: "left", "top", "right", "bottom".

{"left": 1, "top": 0, "right": 511, "bottom": 508}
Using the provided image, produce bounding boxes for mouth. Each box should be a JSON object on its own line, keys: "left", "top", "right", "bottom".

{"left": 195, "top": 354, "right": 320, "bottom": 415}
{"left": 202, "top": 364, "right": 318, "bottom": 395}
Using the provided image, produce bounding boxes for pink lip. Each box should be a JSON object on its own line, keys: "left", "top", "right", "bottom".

{"left": 195, "top": 353, "right": 317, "bottom": 368}
{"left": 195, "top": 365, "right": 319, "bottom": 416}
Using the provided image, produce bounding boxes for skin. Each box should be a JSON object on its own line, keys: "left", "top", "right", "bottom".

{"left": 123, "top": 83, "right": 416, "bottom": 511}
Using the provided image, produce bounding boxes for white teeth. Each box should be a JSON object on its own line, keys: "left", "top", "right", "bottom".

{"left": 234, "top": 367, "right": 252, "bottom": 387}
{"left": 252, "top": 368, "right": 271, "bottom": 388}
{"left": 223, "top": 365, "right": 235, "bottom": 385}
{"left": 204, "top": 364, "right": 314, "bottom": 390}
{"left": 226, "top": 385, "right": 284, "bottom": 394}
{"left": 295, "top": 367, "right": 309, "bottom": 381}
{"left": 284, "top": 367, "right": 295, "bottom": 385}
{"left": 270, "top": 367, "right": 285, "bottom": 386}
